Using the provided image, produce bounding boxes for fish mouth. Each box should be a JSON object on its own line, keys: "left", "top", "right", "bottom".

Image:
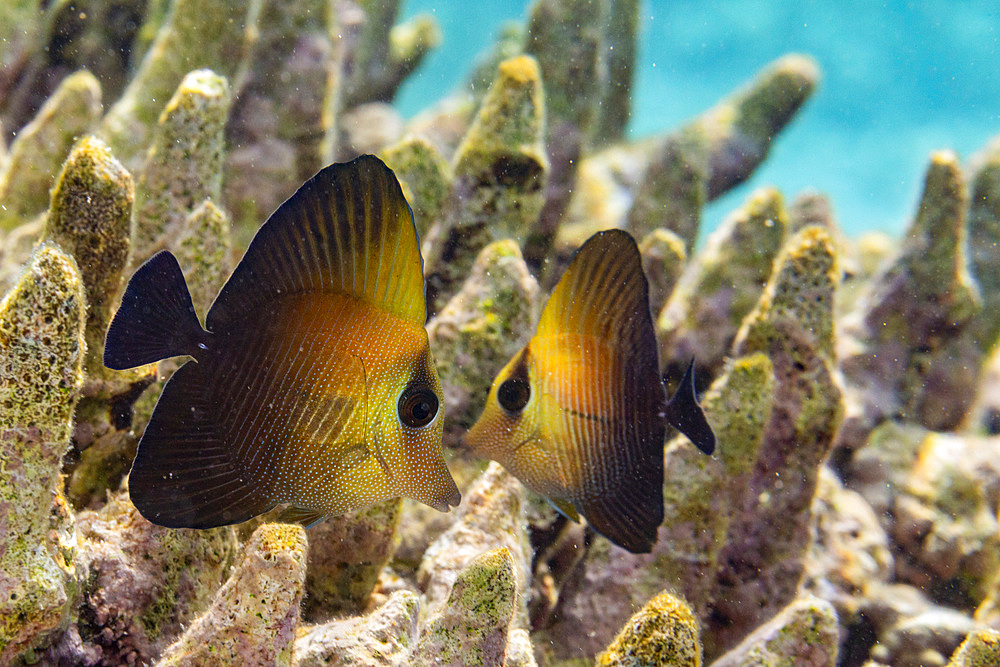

{"left": 418, "top": 481, "right": 462, "bottom": 512}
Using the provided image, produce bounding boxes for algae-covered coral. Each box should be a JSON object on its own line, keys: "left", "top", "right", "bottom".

{"left": 1, "top": 1, "right": 999, "bottom": 666}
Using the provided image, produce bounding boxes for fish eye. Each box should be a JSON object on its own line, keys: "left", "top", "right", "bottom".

{"left": 497, "top": 378, "right": 531, "bottom": 413}
{"left": 398, "top": 384, "right": 439, "bottom": 428}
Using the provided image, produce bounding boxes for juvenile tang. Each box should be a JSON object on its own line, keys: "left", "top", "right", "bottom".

{"left": 105, "top": 155, "right": 461, "bottom": 528}
{"left": 464, "top": 229, "right": 714, "bottom": 553}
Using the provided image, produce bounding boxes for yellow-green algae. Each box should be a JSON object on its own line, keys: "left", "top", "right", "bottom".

{"left": 39, "top": 136, "right": 145, "bottom": 511}
{"left": 303, "top": 499, "right": 403, "bottom": 621}
{"left": 132, "top": 68, "right": 231, "bottom": 266}
{"left": 656, "top": 353, "right": 776, "bottom": 617}
{"left": 637, "top": 228, "right": 687, "bottom": 317}
{"left": 0, "top": 70, "right": 103, "bottom": 231}
{"left": 382, "top": 135, "right": 452, "bottom": 239}
{"left": 0, "top": 243, "right": 86, "bottom": 665}
{"left": 419, "top": 463, "right": 531, "bottom": 628}
{"left": 948, "top": 629, "right": 1000, "bottom": 666}
{"left": 157, "top": 523, "right": 308, "bottom": 667}
{"left": 838, "top": 151, "right": 979, "bottom": 453}
{"left": 428, "top": 239, "right": 540, "bottom": 439}
{"left": 710, "top": 225, "right": 841, "bottom": 657}
{"left": 99, "top": 0, "right": 257, "bottom": 167}
{"left": 75, "top": 485, "right": 238, "bottom": 662}
{"left": 340, "top": 0, "right": 440, "bottom": 108}
{"left": 596, "top": 591, "right": 702, "bottom": 667}
{"left": 711, "top": 596, "right": 839, "bottom": 667}
{"left": 292, "top": 589, "right": 421, "bottom": 667}
{"left": 173, "top": 198, "right": 232, "bottom": 316}
{"left": 694, "top": 54, "right": 820, "bottom": 198}
{"left": 41, "top": 135, "right": 133, "bottom": 377}
{"left": 413, "top": 548, "right": 517, "bottom": 667}
{"left": 657, "top": 187, "right": 787, "bottom": 382}
{"left": 424, "top": 54, "right": 548, "bottom": 313}
{"left": 627, "top": 131, "right": 709, "bottom": 250}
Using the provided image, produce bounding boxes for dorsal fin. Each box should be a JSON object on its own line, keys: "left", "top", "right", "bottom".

{"left": 206, "top": 155, "right": 425, "bottom": 330}
{"left": 537, "top": 229, "right": 660, "bottom": 373}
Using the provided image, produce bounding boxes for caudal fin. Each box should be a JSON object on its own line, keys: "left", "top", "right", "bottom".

{"left": 104, "top": 251, "right": 206, "bottom": 370}
{"left": 665, "top": 360, "right": 716, "bottom": 455}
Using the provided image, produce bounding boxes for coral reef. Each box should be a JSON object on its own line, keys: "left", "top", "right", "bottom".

{"left": 0, "top": 243, "right": 86, "bottom": 665}
{"left": 303, "top": 500, "right": 402, "bottom": 621}
{"left": 0, "top": 71, "right": 102, "bottom": 231}
{"left": 3, "top": 2, "right": 1000, "bottom": 666}
{"left": 156, "top": 523, "right": 308, "bottom": 666}
{"left": 948, "top": 629, "right": 1000, "bottom": 667}
{"left": 711, "top": 596, "right": 839, "bottom": 667}
{"left": 413, "top": 548, "right": 518, "bottom": 667}
{"left": 68, "top": 486, "right": 238, "bottom": 664}
{"left": 292, "top": 590, "right": 420, "bottom": 667}
{"left": 596, "top": 591, "right": 702, "bottom": 667}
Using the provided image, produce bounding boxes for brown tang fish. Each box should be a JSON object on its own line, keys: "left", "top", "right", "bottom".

{"left": 464, "top": 229, "right": 715, "bottom": 553}
{"left": 104, "top": 155, "right": 461, "bottom": 529}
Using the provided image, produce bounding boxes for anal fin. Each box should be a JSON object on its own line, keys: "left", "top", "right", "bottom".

{"left": 548, "top": 497, "right": 581, "bottom": 523}
{"left": 129, "top": 361, "right": 276, "bottom": 528}
{"left": 278, "top": 506, "right": 328, "bottom": 529}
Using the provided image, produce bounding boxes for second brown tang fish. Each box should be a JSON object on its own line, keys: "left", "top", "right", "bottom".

{"left": 464, "top": 229, "right": 715, "bottom": 553}
{"left": 104, "top": 155, "right": 461, "bottom": 528}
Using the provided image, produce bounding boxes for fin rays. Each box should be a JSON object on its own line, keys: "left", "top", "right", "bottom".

{"left": 207, "top": 155, "right": 425, "bottom": 331}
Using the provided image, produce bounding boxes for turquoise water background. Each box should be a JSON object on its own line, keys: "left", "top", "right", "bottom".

{"left": 396, "top": 1, "right": 1000, "bottom": 239}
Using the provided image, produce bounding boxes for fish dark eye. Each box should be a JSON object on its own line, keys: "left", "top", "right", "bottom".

{"left": 398, "top": 385, "right": 439, "bottom": 428}
{"left": 497, "top": 378, "right": 530, "bottom": 413}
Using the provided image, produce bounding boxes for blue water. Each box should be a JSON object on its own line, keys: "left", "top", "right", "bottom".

{"left": 397, "top": 1, "right": 1000, "bottom": 239}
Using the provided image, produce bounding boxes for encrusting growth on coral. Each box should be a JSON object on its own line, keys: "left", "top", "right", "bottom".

{"left": 596, "top": 590, "right": 702, "bottom": 667}
{"left": 657, "top": 187, "right": 788, "bottom": 386}
{"left": 418, "top": 463, "right": 532, "bottom": 628}
{"left": 531, "top": 353, "right": 775, "bottom": 661}
{"left": 7, "top": 1, "right": 986, "bottom": 664}
{"left": 413, "top": 548, "right": 518, "bottom": 667}
{"left": 173, "top": 198, "right": 232, "bottom": 317}
{"left": 709, "top": 225, "right": 842, "bottom": 656}
{"left": 67, "top": 486, "right": 238, "bottom": 664}
{"left": 0, "top": 70, "right": 103, "bottom": 230}
{"left": 711, "top": 596, "right": 839, "bottom": 666}
{"left": 99, "top": 0, "right": 256, "bottom": 167}
{"left": 382, "top": 135, "right": 452, "bottom": 239}
{"left": 292, "top": 589, "right": 420, "bottom": 667}
{"left": 836, "top": 151, "right": 980, "bottom": 464}
{"left": 0, "top": 243, "right": 86, "bottom": 665}
{"left": 694, "top": 53, "right": 820, "bottom": 199}
{"left": 424, "top": 54, "right": 548, "bottom": 314}
{"left": 156, "top": 523, "right": 308, "bottom": 666}
{"left": 41, "top": 135, "right": 133, "bottom": 377}
{"left": 303, "top": 499, "right": 403, "bottom": 621}
{"left": 132, "top": 68, "right": 231, "bottom": 266}
{"left": 37, "top": 135, "right": 146, "bottom": 511}
{"left": 947, "top": 629, "right": 1000, "bottom": 667}
{"left": 637, "top": 228, "right": 687, "bottom": 317}
{"left": 428, "top": 239, "right": 541, "bottom": 440}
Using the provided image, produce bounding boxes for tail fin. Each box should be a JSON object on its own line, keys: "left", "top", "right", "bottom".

{"left": 665, "top": 360, "right": 716, "bottom": 455}
{"left": 104, "top": 251, "right": 206, "bottom": 370}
